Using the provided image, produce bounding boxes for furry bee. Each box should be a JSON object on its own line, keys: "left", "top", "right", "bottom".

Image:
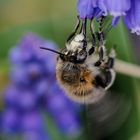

{"left": 41, "top": 16, "right": 116, "bottom": 104}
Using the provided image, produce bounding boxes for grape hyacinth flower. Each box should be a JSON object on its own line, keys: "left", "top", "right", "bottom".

{"left": 77, "top": 0, "right": 140, "bottom": 35}
{"left": 1, "top": 32, "right": 81, "bottom": 140}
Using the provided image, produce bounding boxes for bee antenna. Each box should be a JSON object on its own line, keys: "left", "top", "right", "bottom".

{"left": 40, "top": 47, "right": 65, "bottom": 56}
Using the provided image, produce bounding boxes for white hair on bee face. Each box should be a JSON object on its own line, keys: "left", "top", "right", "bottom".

{"left": 66, "top": 34, "right": 85, "bottom": 51}
{"left": 74, "top": 34, "right": 84, "bottom": 42}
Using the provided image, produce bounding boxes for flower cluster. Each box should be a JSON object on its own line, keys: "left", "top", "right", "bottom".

{"left": 1, "top": 33, "right": 81, "bottom": 140}
{"left": 77, "top": 0, "right": 140, "bottom": 35}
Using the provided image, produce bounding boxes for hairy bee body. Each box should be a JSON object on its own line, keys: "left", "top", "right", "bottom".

{"left": 41, "top": 17, "right": 116, "bottom": 104}
{"left": 56, "top": 53, "right": 106, "bottom": 104}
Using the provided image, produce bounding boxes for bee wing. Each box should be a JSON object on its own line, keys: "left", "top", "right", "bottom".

{"left": 67, "top": 87, "right": 106, "bottom": 104}
{"left": 83, "top": 91, "right": 131, "bottom": 139}
{"left": 84, "top": 87, "right": 106, "bottom": 104}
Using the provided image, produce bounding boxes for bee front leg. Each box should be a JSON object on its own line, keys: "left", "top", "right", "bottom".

{"left": 67, "top": 16, "right": 81, "bottom": 42}
{"left": 80, "top": 18, "right": 87, "bottom": 37}
{"left": 78, "top": 18, "right": 87, "bottom": 48}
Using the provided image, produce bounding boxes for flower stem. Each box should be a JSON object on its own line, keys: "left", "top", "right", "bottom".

{"left": 115, "top": 59, "right": 140, "bottom": 79}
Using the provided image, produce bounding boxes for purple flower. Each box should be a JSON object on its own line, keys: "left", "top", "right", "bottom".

{"left": 9, "top": 47, "right": 23, "bottom": 64}
{"left": 34, "top": 79, "right": 49, "bottom": 97}
{"left": 45, "top": 81, "right": 81, "bottom": 135}
{"left": 98, "top": 0, "right": 131, "bottom": 17}
{"left": 2, "top": 32, "right": 81, "bottom": 139}
{"left": 55, "top": 110, "right": 81, "bottom": 136}
{"left": 21, "top": 111, "right": 50, "bottom": 140}
{"left": 2, "top": 108, "right": 20, "bottom": 134}
{"left": 21, "top": 111, "right": 43, "bottom": 132}
{"left": 77, "top": 0, "right": 102, "bottom": 19}
{"left": 77, "top": 0, "right": 95, "bottom": 19}
{"left": 124, "top": 0, "right": 140, "bottom": 35}
{"left": 23, "top": 131, "right": 49, "bottom": 140}
{"left": 77, "top": 0, "right": 131, "bottom": 18}
{"left": 16, "top": 90, "right": 38, "bottom": 110}
{"left": 4, "top": 85, "right": 19, "bottom": 106}
{"left": 10, "top": 66, "right": 30, "bottom": 86}
{"left": 77, "top": 0, "right": 140, "bottom": 35}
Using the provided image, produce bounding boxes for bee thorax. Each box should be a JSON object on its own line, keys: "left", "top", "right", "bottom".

{"left": 66, "top": 34, "right": 85, "bottom": 51}
{"left": 74, "top": 34, "right": 84, "bottom": 42}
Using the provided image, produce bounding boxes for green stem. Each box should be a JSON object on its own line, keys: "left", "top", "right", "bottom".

{"left": 115, "top": 59, "right": 140, "bottom": 79}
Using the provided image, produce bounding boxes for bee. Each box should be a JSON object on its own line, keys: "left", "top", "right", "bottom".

{"left": 40, "top": 16, "right": 116, "bottom": 104}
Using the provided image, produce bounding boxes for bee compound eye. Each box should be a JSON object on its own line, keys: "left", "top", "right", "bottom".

{"left": 80, "top": 77, "right": 86, "bottom": 82}
{"left": 76, "top": 50, "right": 87, "bottom": 62}
{"left": 60, "top": 54, "right": 65, "bottom": 61}
{"left": 79, "top": 51, "right": 84, "bottom": 55}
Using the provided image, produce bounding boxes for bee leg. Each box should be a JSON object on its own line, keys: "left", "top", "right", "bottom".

{"left": 88, "top": 19, "right": 96, "bottom": 55}
{"left": 95, "top": 48, "right": 116, "bottom": 90}
{"left": 95, "top": 68, "right": 116, "bottom": 90}
{"left": 80, "top": 18, "right": 87, "bottom": 37}
{"left": 104, "top": 68, "right": 116, "bottom": 90}
{"left": 104, "top": 47, "right": 116, "bottom": 90}
{"left": 97, "top": 16, "right": 105, "bottom": 45}
{"left": 94, "top": 45, "right": 106, "bottom": 66}
{"left": 79, "top": 18, "right": 87, "bottom": 47}
{"left": 94, "top": 16, "right": 106, "bottom": 66}
{"left": 67, "top": 16, "right": 81, "bottom": 42}
{"left": 106, "top": 47, "right": 116, "bottom": 69}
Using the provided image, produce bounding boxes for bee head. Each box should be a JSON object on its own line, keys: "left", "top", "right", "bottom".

{"left": 40, "top": 34, "right": 87, "bottom": 64}
{"left": 60, "top": 34, "right": 87, "bottom": 63}
{"left": 60, "top": 48, "right": 87, "bottom": 63}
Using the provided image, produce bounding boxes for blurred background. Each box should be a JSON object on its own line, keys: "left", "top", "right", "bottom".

{"left": 0, "top": 0, "right": 140, "bottom": 140}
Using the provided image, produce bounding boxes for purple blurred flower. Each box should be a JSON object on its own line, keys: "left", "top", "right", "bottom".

{"left": 4, "top": 85, "right": 19, "bottom": 107}
{"left": 10, "top": 66, "right": 30, "bottom": 86}
{"left": 2, "top": 32, "right": 81, "bottom": 139}
{"left": 77, "top": 0, "right": 140, "bottom": 35}
{"left": 55, "top": 110, "right": 81, "bottom": 136}
{"left": 21, "top": 111, "right": 43, "bottom": 132}
{"left": 2, "top": 108, "right": 20, "bottom": 134}
{"left": 23, "top": 131, "right": 49, "bottom": 140}
{"left": 45, "top": 81, "right": 81, "bottom": 135}
{"left": 21, "top": 111, "right": 50, "bottom": 140}
{"left": 16, "top": 90, "right": 37, "bottom": 110}
{"left": 34, "top": 79, "right": 49, "bottom": 97}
